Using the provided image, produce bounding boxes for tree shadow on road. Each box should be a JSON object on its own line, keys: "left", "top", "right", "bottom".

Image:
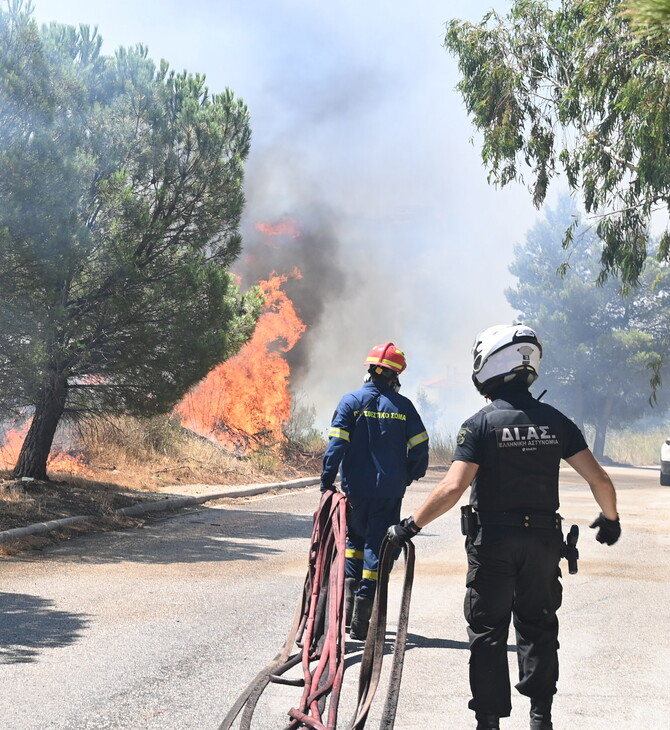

{"left": 0, "top": 592, "right": 90, "bottom": 664}
{"left": 42, "top": 507, "right": 314, "bottom": 566}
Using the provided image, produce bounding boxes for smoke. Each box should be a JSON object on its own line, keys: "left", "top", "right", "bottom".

{"left": 219, "top": 0, "right": 543, "bottom": 432}
{"left": 234, "top": 199, "right": 354, "bottom": 381}
{"left": 32, "top": 0, "right": 545, "bottom": 434}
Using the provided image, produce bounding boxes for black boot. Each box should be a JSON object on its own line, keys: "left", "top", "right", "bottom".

{"left": 475, "top": 712, "right": 500, "bottom": 729}
{"left": 344, "top": 577, "right": 358, "bottom": 628}
{"left": 349, "top": 595, "right": 373, "bottom": 640}
{"left": 529, "top": 697, "right": 553, "bottom": 729}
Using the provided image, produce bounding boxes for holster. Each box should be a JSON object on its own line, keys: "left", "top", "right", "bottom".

{"left": 561, "top": 524, "right": 580, "bottom": 574}
{"left": 460, "top": 505, "right": 477, "bottom": 538}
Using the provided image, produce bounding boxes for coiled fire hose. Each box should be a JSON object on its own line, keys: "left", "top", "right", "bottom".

{"left": 346, "top": 534, "right": 415, "bottom": 730}
{"left": 219, "top": 489, "right": 415, "bottom": 730}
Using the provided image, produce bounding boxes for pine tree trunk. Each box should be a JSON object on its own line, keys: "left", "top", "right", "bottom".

{"left": 592, "top": 394, "right": 615, "bottom": 462}
{"left": 572, "top": 382, "right": 586, "bottom": 433}
{"left": 13, "top": 370, "right": 68, "bottom": 480}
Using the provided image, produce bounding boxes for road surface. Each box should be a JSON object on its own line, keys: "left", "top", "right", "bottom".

{"left": 0, "top": 465, "right": 668, "bottom": 729}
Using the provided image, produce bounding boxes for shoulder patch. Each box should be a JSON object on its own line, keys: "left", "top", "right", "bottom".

{"left": 457, "top": 427, "right": 472, "bottom": 446}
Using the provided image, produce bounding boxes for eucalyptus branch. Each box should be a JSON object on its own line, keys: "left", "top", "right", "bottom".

{"left": 585, "top": 203, "right": 667, "bottom": 221}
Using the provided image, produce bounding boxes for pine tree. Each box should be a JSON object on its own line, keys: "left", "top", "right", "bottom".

{"left": 0, "top": 2, "right": 261, "bottom": 479}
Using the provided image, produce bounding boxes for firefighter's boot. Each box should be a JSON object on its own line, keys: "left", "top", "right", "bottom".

{"left": 344, "top": 577, "right": 358, "bottom": 628}
{"left": 529, "top": 697, "right": 553, "bottom": 729}
{"left": 349, "top": 595, "right": 373, "bottom": 641}
{"left": 475, "top": 713, "right": 500, "bottom": 729}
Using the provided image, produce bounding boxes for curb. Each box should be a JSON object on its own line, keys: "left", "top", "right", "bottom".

{"left": 116, "top": 476, "right": 322, "bottom": 516}
{"left": 0, "top": 515, "right": 93, "bottom": 544}
{"left": 0, "top": 468, "right": 451, "bottom": 546}
{"left": 0, "top": 476, "right": 321, "bottom": 545}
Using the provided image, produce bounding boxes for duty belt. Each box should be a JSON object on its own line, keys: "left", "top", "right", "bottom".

{"left": 475, "top": 510, "right": 562, "bottom": 530}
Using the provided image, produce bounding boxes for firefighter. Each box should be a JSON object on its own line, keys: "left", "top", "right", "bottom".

{"left": 320, "top": 342, "right": 429, "bottom": 640}
{"left": 387, "top": 324, "right": 620, "bottom": 730}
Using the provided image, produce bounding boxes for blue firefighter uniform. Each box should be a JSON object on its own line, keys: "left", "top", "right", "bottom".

{"left": 321, "top": 380, "right": 429, "bottom": 599}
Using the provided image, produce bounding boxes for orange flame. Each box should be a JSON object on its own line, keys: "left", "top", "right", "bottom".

{"left": 255, "top": 218, "right": 301, "bottom": 238}
{"left": 176, "top": 270, "right": 306, "bottom": 453}
{"left": 0, "top": 421, "right": 94, "bottom": 477}
{"left": 0, "top": 424, "right": 27, "bottom": 471}
{"left": 48, "top": 451, "right": 95, "bottom": 477}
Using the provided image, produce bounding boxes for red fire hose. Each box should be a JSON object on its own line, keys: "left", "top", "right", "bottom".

{"left": 219, "top": 489, "right": 415, "bottom": 730}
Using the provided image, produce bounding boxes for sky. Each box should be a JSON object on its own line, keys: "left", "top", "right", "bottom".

{"left": 31, "top": 0, "right": 556, "bottom": 434}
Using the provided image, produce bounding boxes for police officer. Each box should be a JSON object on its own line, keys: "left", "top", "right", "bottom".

{"left": 387, "top": 324, "right": 620, "bottom": 730}
{"left": 320, "top": 342, "right": 429, "bottom": 640}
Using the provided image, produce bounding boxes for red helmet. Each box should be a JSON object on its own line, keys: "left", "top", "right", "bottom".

{"left": 364, "top": 342, "right": 407, "bottom": 374}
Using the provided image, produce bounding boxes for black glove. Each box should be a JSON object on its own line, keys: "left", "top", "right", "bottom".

{"left": 319, "top": 480, "right": 336, "bottom": 493}
{"left": 589, "top": 513, "right": 621, "bottom": 545}
{"left": 386, "top": 516, "right": 421, "bottom": 547}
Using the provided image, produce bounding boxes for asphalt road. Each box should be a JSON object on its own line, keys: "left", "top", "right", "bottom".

{"left": 0, "top": 465, "right": 668, "bottom": 729}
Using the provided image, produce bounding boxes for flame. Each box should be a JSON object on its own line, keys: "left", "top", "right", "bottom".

{"left": 0, "top": 268, "right": 307, "bottom": 469}
{"left": 255, "top": 218, "right": 301, "bottom": 238}
{"left": 48, "top": 451, "right": 95, "bottom": 477}
{"left": 0, "top": 421, "right": 94, "bottom": 477}
{"left": 176, "top": 270, "right": 306, "bottom": 453}
{"left": 0, "top": 424, "right": 27, "bottom": 471}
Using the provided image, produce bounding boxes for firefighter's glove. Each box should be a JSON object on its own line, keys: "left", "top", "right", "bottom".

{"left": 319, "top": 480, "right": 336, "bottom": 494}
{"left": 386, "top": 516, "right": 421, "bottom": 547}
{"left": 589, "top": 513, "right": 621, "bottom": 545}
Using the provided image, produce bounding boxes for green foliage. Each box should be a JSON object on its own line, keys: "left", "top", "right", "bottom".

{"left": 250, "top": 446, "right": 282, "bottom": 474}
{"left": 414, "top": 387, "right": 438, "bottom": 433}
{"left": 445, "top": 0, "right": 670, "bottom": 286}
{"left": 507, "top": 196, "right": 670, "bottom": 456}
{"left": 624, "top": 0, "right": 670, "bottom": 40}
{"left": 283, "top": 397, "right": 326, "bottom": 452}
{"left": 0, "top": 3, "right": 261, "bottom": 476}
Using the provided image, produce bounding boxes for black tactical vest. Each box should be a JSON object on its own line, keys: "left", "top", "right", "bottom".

{"left": 470, "top": 400, "right": 568, "bottom": 515}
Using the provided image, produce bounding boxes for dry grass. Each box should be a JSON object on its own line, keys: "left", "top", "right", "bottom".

{"left": 0, "top": 474, "right": 152, "bottom": 555}
{"left": 0, "top": 414, "right": 323, "bottom": 555}
{"left": 0, "top": 480, "right": 39, "bottom": 518}
{"left": 598, "top": 425, "right": 667, "bottom": 466}
{"left": 70, "top": 415, "right": 278, "bottom": 491}
{"left": 428, "top": 430, "right": 456, "bottom": 466}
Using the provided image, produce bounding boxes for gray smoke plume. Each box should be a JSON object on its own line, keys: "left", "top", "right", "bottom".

{"left": 32, "top": 0, "right": 545, "bottom": 434}
{"left": 235, "top": 198, "right": 354, "bottom": 382}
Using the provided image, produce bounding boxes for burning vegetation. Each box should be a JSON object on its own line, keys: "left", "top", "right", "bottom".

{"left": 0, "top": 4, "right": 344, "bottom": 488}
{"left": 0, "top": 203, "right": 318, "bottom": 483}
{"left": 0, "top": 421, "right": 94, "bottom": 478}
{"left": 1, "top": 268, "right": 311, "bottom": 480}
{"left": 176, "top": 270, "right": 307, "bottom": 454}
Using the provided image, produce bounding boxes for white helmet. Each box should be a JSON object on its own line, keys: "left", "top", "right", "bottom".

{"left": 471, "top": 323, "right": 542, "bottom": 395}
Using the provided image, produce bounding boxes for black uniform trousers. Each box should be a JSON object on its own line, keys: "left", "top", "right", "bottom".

{"left": 464, "top": 525, "right": 563, "bottom": 718}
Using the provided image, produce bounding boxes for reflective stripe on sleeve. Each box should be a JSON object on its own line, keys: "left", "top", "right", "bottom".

{"left": 362, "top": 569, "right": 378, "bottom": 582}
{"left": 346, "top": 548, "right": 364, "bottom": 560}
{"left": 407, "top": 431, "right": 429, "bottom": 449}
{"left": 329, "top": 427, "right": 350, "bottom": 441}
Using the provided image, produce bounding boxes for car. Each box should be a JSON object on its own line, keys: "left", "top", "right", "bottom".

{"left": 661, "top": 438, "right": 670, "bottom": 486}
